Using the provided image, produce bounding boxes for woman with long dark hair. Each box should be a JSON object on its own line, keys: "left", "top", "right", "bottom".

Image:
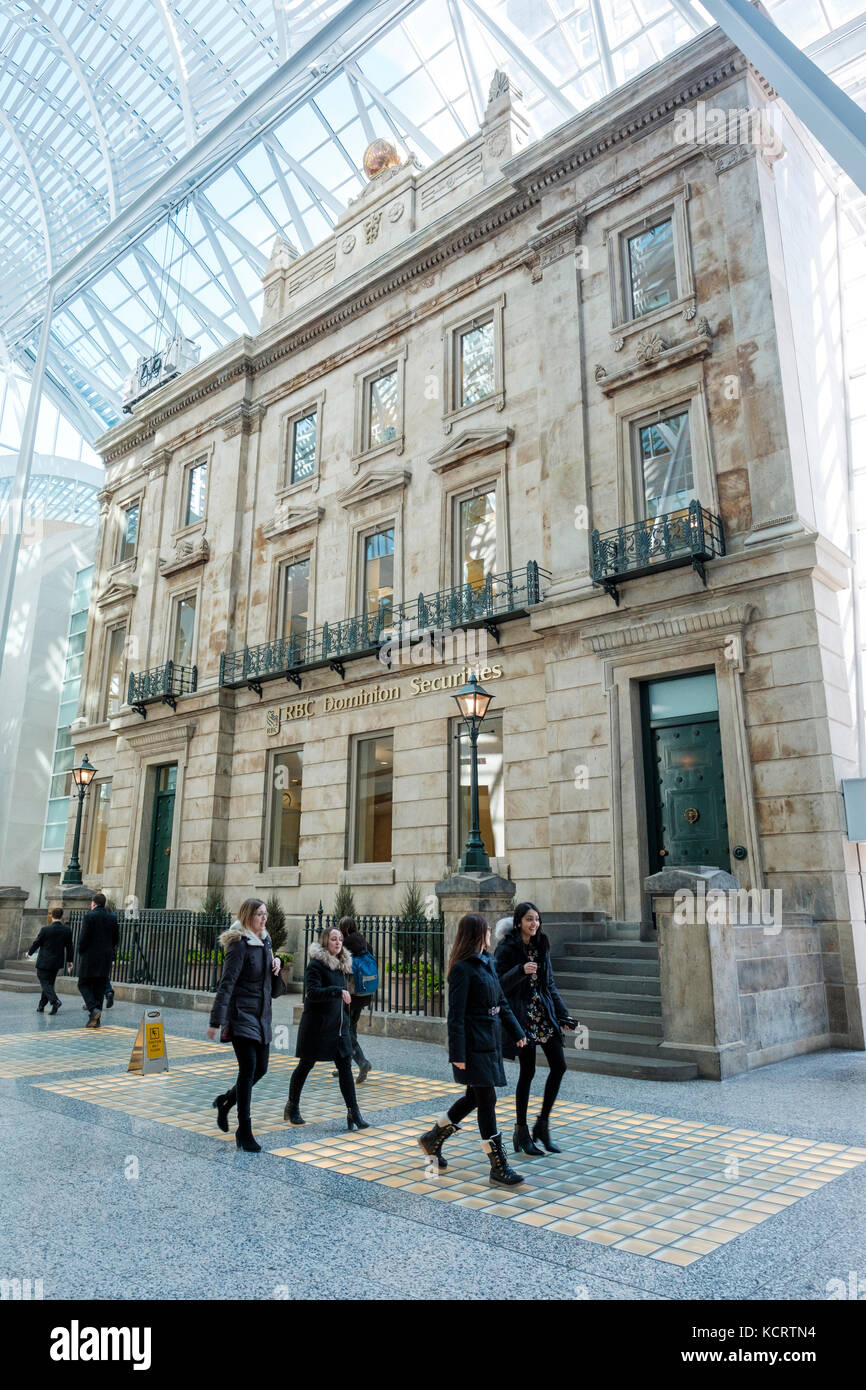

{"left": 206, "top": 898, "right": 283, "bottom": 1152}
{"left": 335, "top": 916, "right": 373, "bottom": 1083}
{"left": 494, "top": 902, "right": 575, "bottom": 1156}
{"left": 417, "top": 912, "right": 527, "bottom": 1186}
{"left": 284, "top": 924, "right": 369, "bottom": 1132}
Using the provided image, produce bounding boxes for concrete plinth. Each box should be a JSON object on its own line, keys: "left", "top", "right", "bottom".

{"left": 435, "top": 872, "right": 515, "bottom": 968}
{"left": 0, "top": 888, "right": 28, "bottom": 966}
{"left": 47, "top": 883, "right": 97, "bottom": 917}
{"left": 646, "top": 867, "right": 748, "bottom": 1080}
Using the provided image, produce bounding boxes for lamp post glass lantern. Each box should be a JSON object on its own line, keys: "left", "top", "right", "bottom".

{"left": 453, "top": 672, "right": 493, "bottom": 872}
{"left": 61, "top": 754, "right": 97, "bottom": 886}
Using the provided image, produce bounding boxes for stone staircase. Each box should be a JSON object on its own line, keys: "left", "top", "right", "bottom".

{"left": 0, "top": 958, "right": 41, "bottom": 995}
{"left": 545, "top": 914, "right": 699, "bottom": 1082}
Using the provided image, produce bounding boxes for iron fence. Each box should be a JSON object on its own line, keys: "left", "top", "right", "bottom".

{"left": 127, "top": 661, "right": 198, "bottom": 718}
{"left": 302, "top": 904, "right": 445, "bottom": 1017}
{"left": 591, "top": 500, "right": 725, "bottom": 605}
{"left": 67, "top": 907, "right": 231, "bottom": 993}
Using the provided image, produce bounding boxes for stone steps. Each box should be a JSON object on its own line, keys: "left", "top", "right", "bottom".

{"left": 0, "top": 963, "right": 41, "bottom": 994}
{"left": 559, "top": 987, "right": 662, "bottom": 1016}
{"left": 560, "top": 970, "right": 660, "bottom": 995}
{"left": 553, "top": 955, "right": 660, "bottom": 978}
{"left": 564, "top": 1048, "right": 699, "bottom": 1082}
{"left": 570, "top": 1007, "right": 664, "bottom": 1038}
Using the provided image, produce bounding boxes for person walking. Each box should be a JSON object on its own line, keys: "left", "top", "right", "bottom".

{"left": 493, "top": 902, "right": 575, "bottom": 1156}
{"left": 77, "top": 892, "right": 119, "bottom": 1028}
{"left": 206, "top": 899, "right": 282, "bottom": 1153}
{"left": 284, "top": 924, "right": 369, "bottom": 1132}
{"left": 417, "top": 912, "right": 527, "bottom": 1186}
{"left": 335, "top": 916, "right": 374, "bottom": 1084}
{"left": 25, "top": 906, "right": 73, "bottom": 1014}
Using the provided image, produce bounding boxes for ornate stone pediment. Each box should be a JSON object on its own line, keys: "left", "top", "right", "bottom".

{"left": 159, "top": 534, "right": 210, "bottom": 576}
{"left": 96, "top": 578, "right": 138, "bottom": 609}
{"left": 337, "top": 467, "right": 411, "bottom": 509}
{"left": 262, "top": 502, "right": 324, "bottom": 541}
{"left": 428, "top": 426, "right": 513, "bottom": 474}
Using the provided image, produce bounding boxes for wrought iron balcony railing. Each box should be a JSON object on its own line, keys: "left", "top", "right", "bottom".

{"left": 220, "top": 562, "right": 550, "bottom": 695}
{"left": 591, "top": 502, "right": 725, "bottom": 606}
{"left": 128, "top": 661, "right": 198, "bottom": 719}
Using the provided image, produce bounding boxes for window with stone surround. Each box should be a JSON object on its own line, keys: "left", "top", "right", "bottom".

{"left": 280, "top": 556, "right": 310, "bottom": 645}
{"left": 352, "top": 350, "right": 406, "bottom": 461}
{"left": 350, "top": 732, "right": 393, "bottom": 865}
{"left": 361, "top": 526, "right": 394, "bottom": 624}
{"left": 635, "top": 410, "right": 696, "bottom": 519}
{"left": 626, "top": 218, "right": 677, "bottom": 319}
{"left": 454, "top": 488, "right": 497, "bottom": 589}
{"left": 605, "top": 191, "right": 695, "bottom": 334}
{"left": 443, "top": 296, "right": 505, "bottom": 428}
{"left": 265, "top": 747, "right": 303, "bottom": 868}
{"left": 171, "top": 594, "right": 197, "bottom": 669}
{"left": 103, "top": 623, "right": 127, "bottom": 719}
{"left": 182, "top": 458, "right": 208, "bottom": 528}
{"left": 86, "top": 780, "right": 112, "bottom": 878}
{"left": 116, "top": 501, "right": 139, "bottom": 565}
{"left": 451, "top": 713, "right": 504, "bottom": 863}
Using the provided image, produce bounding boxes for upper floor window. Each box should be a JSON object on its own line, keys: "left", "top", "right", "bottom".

{"left": 362, "top": 528, "right": 394, "bottom": 623}
{"left": 104, "top": 624, "right": 127, "bottom": 719}
{"left": 353, "top": 352, "right": 405, "bottom": 459}
{"left": 368, "top": 370, "right": 398, "bottom": 449}
{"left": 443, "top": 298, "right": 505, "bottom": 426}
{"left": 459, "top": 319, "right": 495, "bottom": 407}
{"left": 172, "top": 595, "right": 196, "bottom": 669}
{"left": 282, "top": 558, "right": 310, "bottom": 645}
{"left": 117, "top": 503, "right": 139, "bottom": 565}
{"left": 456, "top": 490, "right": 496, "bottom": 589}
{"left": 626, "top": 218, "right": 677, "bottom": 319}
{"left": 636, "top": 410, "right": 695, "bottom": 518}
{"left": 184, "top": 460, "right": 207, "bottom": 528}
{"left": 290, "top": 411, "right": 317, "bottom": 485}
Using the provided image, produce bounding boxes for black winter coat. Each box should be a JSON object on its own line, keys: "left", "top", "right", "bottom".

{"left": 77, "top": 909, "right": 119, "bottom": 977}
{"left": 295, "top": 944, "right": 353, "bottom": 1062}
{"left": 209, "top": 927, "right": 275, "bottom": 1045}
{"left": 28, "top": 921, "right": 73, "bottom": 972}
{"left": 493, "top": 927, "right": 570, "bottom": 1060}
{"left": 447, "top": 952, "right": 524, "bottom": 1087}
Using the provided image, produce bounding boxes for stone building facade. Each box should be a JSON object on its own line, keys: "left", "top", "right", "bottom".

{"left": 66, "top": 28, "right": 864, "bottom": 1068}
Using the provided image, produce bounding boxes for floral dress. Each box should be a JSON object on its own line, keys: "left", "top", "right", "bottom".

{"left": 524, "top": 946, "right": 555, "bottom": 1044}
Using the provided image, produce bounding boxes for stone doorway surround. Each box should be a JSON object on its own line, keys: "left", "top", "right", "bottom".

{"left": 119, "top": 721, "right": 196, "bottom": 911}
{"left": 581, "top": 602, "right": 761, "bottom": 924}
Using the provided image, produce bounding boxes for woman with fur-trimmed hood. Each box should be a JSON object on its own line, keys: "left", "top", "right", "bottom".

{"left": 206, "top": 898, "right": 282, "bottom": 1152}
{"left": 283, "top": 924, "right": 370, "bottom": 1132}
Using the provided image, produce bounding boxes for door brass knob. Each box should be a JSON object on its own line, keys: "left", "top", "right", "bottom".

{"left": 659, "top": 849, "right": 668, "bottom": 857}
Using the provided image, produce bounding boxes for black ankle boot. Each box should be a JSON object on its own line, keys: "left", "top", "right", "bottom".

{"left": 284, "top": 1100, "right": 304, "bottom": 1125}
{"left": 418, "top": 1118, "right": 459, "bottom": 1170}
{"left": 49, "top": 1001, "right": 61, "bottom": 1014}
{"left": 483, "top": 1132, "right": 524, "bottom": 1186}
{"left": 532, "top": 1117, "right": 561, "bottom": 1154}
{"left": 235, "top": 1130, "right": 262, "bottom": 1153}
{"left": 213, "top": 1092, "right": 234, "bottom": 1133}
{"left": 346, "top": 1106, "right": 370, "bottom": 1131}
{"left": 513, "top": 1123, "right": 544, "bottom": 1156}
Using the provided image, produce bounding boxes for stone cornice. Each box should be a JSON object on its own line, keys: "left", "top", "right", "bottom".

{"left": 596, "top": 323, "right": 712, "bottom": 393}
{"left": 95, "top": 578, "right": 138, "bottom": 610}
{"left": 428, "top": 425, "right": 514, "bottom": 474}
{"left": 158, "top": 535, "right": 210, "bottom": 577}
{"left": 337, "top": 467, "right": 411, "bottom": 509}
{"left": 262, "top": 502, "right": 324, "bottom": 541}
{"left": 582, "top": 602, "right": 756, "bottom": 655}
{"left": 120, "top": 721, "right": 198, "bottom": 752}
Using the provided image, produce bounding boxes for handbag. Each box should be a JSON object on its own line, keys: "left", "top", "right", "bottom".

{"left": 271, "top": 970, "right": 288, "bottom": 999}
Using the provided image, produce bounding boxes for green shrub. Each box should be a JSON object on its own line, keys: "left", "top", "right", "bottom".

{"left": 332, "top": 882, "right": 357, "bottom": 921}
{"left": 265, "top": 894, "right": 288, "bottom": 952}
{"left": 196, "top": 887, "right": 227, "bottom": 952}
{"left": 395, "top": 878, "right": 428, "bottom": 965}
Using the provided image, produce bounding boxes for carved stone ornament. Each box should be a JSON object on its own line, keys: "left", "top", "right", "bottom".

{"left": 159, "top": 534, "right": 210, "bottom": 577}
{"left": 682, "top": 304, "right": 697, "bottom": 321}
{"left": 488, "top": 70, "right": 511, "bottom": 102}
{"left": 262, "top": 503, "right": 324, "bottom": 542}
{"left": 264, "top": 284, "right": 279, "bottom": 309}
{"left": 364, "top": 211, "right": 382, "bottom": 244}
{"left": 341, "top": 233, "right": 356, "bottom": 254}
{"left": 635, "top": 332, "right": 667, "bottom": 363}
{"left": 485, "top": 130, "right": 508, "bottom": 161}
{"left": 613, "top": 338, "right": 625, "bottom": 353}
{"left": 388, "top": 201, "right": 405, "bottom": 223}
{"left": 594, "top": 364, "right": 607, "bottom": 383}
{"left": 697, "top": 317, "right": 712, "bottom": 339}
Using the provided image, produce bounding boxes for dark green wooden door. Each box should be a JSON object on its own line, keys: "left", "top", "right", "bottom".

{"left": 650, "top": 719, "right": 730, "bottom": 872}
{"left": 145, "top": 765, "right": 176, "bottom": 908}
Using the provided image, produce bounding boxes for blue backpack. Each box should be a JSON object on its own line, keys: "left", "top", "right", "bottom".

{"left": 351, "top": 949, "right": 379, "bottom": 998}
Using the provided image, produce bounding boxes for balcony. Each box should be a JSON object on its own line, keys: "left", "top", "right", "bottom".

{"left": 219, "top": 562, "right": 550, "bottom": 695}
{"left": 127, "top": 662, "right": 198, "bottom": 719}
{"left": 591, "top": 502, "right": 725, "bottom": 606}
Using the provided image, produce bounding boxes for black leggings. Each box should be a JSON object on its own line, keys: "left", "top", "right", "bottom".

{"left": 229, "top": 1038, "right": 269, "bottom": 1128}
{"left": 289, "top": 1055, "right": 358, "bottom": 1111}
{"left": 447, "top": 1085, "right": 498, "bottom": 1141}
{"left": 515, "top": 1033, "right": 567, "bottom": 1126}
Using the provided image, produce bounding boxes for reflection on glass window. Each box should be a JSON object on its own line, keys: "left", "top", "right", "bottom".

{"left": 118, "top": 503, "right": 138, "bottom": 563}
{"left": 87, "top": 781, "right": 112, "bottom": 878}
{"left": 458, "top": 491, "right": 496, "bottom": 589}
{"left": 173, "top": 596, "right": 196, "bottom": 668}
{"left": 291, "top": 411, "right": 317, "bottom": 483}
{"left": 455, "top": 714, "right": 504, "bottom": 861}
{"left": 368, "top": 370, "right": 398, "bottom": 448}
{"left": 638, "top": 411, "right": 695, "bottom": 518}
{"left": 104, "top": 625, "right": 127, "bottom": 718}
{"left": 354, "top": 735, "right": 393, "bottom": 864}
{"left": 363, "top": 528, "right": 394, "bottom": 623}
{"left": 268, "top": 749, "right": 303, "bottom": 868}
{"left": 283, "top": 558, "right": 309, "bottom": 645}
{"left": 185, "top": 460, "right": 207, "bottom": 526}
{"left": 627, "top": 219, "right": 676, "bottom": 318}
{"left": 459, "top": 320, "right": 495, "bottom": 406}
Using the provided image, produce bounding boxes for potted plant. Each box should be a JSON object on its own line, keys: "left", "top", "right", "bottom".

{"left": 277, "top": 951, "right": 294, "bottom": 984}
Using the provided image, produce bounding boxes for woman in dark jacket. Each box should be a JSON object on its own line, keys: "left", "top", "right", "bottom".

{"left": 206, "top": 898, "right": 282, "bottom": 1152}
{"left": 284, "top": 925, "right": 369, "bottom": 1132}
{"left": 417, "top": 912, "right": 527, "bottom": 1186}
{"left": 494, "top": 902, "right": 575, "bottom": 1156}
{"left": 337, "top": 916, "right": 373, "bottom": 1083}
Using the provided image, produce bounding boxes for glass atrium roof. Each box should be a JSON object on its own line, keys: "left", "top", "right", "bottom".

{"left": 1, "top": 0, "right": 865, "bottom": 447}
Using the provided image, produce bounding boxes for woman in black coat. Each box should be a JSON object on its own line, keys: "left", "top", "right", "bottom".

{"left": 338, "top": 916, "right": 373, "bottom": 1083}
{"left": 284, "top": 924, "right": 369, "bottom": 1132}
{"left": 417, "top": 912, "right": 527, "bottom": 1186}
{"left": 494, "top": 902, "right": 575, "bottom": 1156}
{"left": 206, "top": 898, "right": 282, "bottom": 1152}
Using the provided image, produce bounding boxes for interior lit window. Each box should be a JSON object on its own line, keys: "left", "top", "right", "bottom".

{"left": 456, "top": 491, "right": 496, "bottom": 589}
{"left": 282, "top": 558, "right": 310, "bottom": 644}
{"left": 454, "top": 713, "right": 504, "bottom": 862}
{"left": 267, "top": 748, "right": 303, "bottom": 868}
{"left": 87, "top": 780, "right": 112, "bottom": 878}
{"left": 353, "top": 734, "right": 393, "bottom": 864}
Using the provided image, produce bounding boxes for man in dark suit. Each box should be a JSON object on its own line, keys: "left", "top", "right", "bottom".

{"left": 25, "top": 907, "right": 73, "bottom": 1014}
{"left": 77, "top": 892, "right": 119, "bottom": 1028}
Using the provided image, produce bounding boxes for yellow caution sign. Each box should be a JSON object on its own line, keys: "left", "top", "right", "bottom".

{"left": 128, "top": 1008, "right": 169, "bottom": 1074}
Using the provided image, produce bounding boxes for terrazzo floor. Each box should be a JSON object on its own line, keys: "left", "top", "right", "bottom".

{"left": 2, "top": 989, "right": 866, "bottom": 1300}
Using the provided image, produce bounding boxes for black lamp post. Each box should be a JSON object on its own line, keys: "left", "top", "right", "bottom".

{"left": 453, "top": 672, "right": 493, "bottom": 873}
{"left": 61, "top": 754, "right": 97, "bottom": 886}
